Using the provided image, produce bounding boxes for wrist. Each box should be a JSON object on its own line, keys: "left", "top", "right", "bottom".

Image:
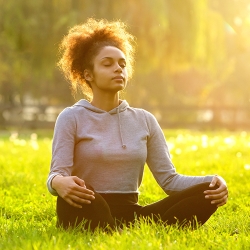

{"left": 51, "top": 175, "right": 63, "bottom": 190}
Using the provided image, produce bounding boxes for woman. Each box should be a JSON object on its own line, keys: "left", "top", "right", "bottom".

{"left": 47, "top": 18, "right": 228, "bottom": 232}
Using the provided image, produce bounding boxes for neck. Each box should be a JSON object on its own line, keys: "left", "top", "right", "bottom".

{"left": 91, "top": 92, "right": 120, "bottom": 111}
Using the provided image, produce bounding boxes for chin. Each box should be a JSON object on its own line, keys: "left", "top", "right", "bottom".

{"left": 112, "top": 84, "right": 125, "bottom": 92}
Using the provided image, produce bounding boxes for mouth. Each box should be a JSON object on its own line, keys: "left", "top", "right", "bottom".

{"left": 112, "top": 76, "right": 124, "bottom": 81}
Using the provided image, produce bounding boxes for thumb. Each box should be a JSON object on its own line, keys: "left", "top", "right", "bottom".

{"left": 73, "top": 176, "right": 86, "bottom": 188}
{"left": 209, "top": 176, "right": 218, "bottom": 187}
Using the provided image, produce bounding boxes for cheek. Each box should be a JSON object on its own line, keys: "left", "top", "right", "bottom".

{"left": 93, "top": 68, "right": 106, "bottom": 80}
{"left": 123, "top": 66, "right": 128, "bottom": 75}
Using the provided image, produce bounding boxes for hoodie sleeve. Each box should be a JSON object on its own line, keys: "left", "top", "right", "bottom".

{"left": 143, "top": 110, "right": 213, "bottom": 194}
{"left": 47, "top": 108, "right": 76, "bottom": 195}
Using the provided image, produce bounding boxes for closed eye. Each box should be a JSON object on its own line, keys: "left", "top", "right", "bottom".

{"left": 101, "top": 57, "right": 126, "bottom": 68}
{"left": 103, "top": 63, "right": 112, "bottom": 67}
{"left": 120, "top": 63, "right": 126, "bottom": 68}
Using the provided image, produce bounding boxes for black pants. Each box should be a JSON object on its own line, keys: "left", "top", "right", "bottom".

{"left": 56, "top": 182, "right": 217, "bottom": 231}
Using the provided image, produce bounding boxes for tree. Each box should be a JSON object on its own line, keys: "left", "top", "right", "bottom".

{"left": 0, "top": 0, "right": 249, "bottom": 128}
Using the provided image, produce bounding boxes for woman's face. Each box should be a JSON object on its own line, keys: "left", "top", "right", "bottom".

{"left": 85, "top": 46, "right": 128, "bottom": 94}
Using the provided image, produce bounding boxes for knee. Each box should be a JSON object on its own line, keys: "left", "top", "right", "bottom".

{"left": 197, "top": 194, "right": 218, "bottom": 213}
{"left": 194, "top": 182, "right": 218, "bottom": 194}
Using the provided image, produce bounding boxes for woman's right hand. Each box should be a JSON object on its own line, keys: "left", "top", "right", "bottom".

{"left": 52, "top": 175, "right": 95, "bottom": 208}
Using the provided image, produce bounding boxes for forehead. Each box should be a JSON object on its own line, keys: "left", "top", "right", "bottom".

{"left": 95, "top": 46, "right": 126, "bottom": 60}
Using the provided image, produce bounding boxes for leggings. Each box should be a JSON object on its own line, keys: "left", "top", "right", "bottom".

{"left": 56, "top": 182, "right": 217, "bottom": 231}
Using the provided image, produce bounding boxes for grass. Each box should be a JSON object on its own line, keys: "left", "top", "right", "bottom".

{"left": 0, "top": 129, "right": 250, "bottom": 249}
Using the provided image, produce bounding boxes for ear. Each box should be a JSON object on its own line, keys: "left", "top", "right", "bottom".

{"left": 83, "top": 69, "right": 93, "bottom": 82}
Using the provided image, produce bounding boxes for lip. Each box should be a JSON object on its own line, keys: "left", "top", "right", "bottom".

{"left": 112, "top": 76, "right": 124, "bottom": 80}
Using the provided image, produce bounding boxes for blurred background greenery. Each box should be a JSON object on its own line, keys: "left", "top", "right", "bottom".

{"left": 0, "top": 0, "right": 250, "bottom": 129}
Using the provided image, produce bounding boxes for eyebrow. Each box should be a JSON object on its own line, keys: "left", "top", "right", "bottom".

{"left": 100, "top": 57, "right": 126, "bottom": 61}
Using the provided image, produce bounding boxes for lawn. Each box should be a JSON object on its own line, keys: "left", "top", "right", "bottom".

{"left": 0, "top": 129, "right": 250, "bottom": 250}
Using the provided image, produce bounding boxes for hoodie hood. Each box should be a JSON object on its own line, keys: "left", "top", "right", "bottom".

{"left": 73, "top": 99, "right": 129, "bottom": 114}
{"left": 73, "top": 99, "right": 128, "bottom": 148}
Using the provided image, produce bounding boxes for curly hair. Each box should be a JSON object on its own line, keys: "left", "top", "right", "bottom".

{"left": 58, "top": 18, "right": 136, "bottom": 99}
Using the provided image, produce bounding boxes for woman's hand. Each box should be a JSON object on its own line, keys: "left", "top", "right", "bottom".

{"left": 52, "top": 175, "right": 95, "bottom": 208}
{"left": 204, "top": 175, "right": 228, "bottom": 207}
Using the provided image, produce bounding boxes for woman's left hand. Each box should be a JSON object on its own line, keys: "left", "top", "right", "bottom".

{"left": 204, "top": 175, "right": 228, "bottom": 207}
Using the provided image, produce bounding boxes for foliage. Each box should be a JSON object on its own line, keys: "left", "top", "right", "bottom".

{"left": 0, "top": 0, "right": 250, "bottom": 109}
{"left": 1, "top": 129, "right": 250, "bottom": 249}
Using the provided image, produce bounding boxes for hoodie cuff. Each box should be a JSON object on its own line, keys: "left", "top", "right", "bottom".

{"left": 47, "top": 174, "right": 62, "bottom": 196}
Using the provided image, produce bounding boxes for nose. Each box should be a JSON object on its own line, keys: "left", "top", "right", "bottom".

{"left": 114, "top": 63, "right": 122, "bottom": 72}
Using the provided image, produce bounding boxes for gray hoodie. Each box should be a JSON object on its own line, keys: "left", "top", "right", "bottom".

{"left": 47, "top": 99, "right": 213, "bottom": 196}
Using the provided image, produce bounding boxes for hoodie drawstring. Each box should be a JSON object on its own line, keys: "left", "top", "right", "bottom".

{"left": 117, "top": 107, "right": 126, "bottom": 149}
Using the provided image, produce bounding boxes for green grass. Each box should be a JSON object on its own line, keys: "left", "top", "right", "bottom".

{"left": 1, "top": 129, "right": 250, "bottom": 249}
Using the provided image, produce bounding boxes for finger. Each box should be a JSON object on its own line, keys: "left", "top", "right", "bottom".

{"left": 204, "top": 189, "right": 220, "bottom": 195}
{"left": 74, "top": 190, "right": 95, "bottom": 201}
{"left": 205, "top": 190, "right": 228, "bottom": 200}
{"left": 65, "top": 197, "right": 83, "bottom": 208}
{"left": 204, "top": 186, "right": 227, "bottom": 195}
{"left": 204, "top": 182, "right": 227, "bottom": 194}
{"left": 206, "top": 193, "right": 227, "bottom": 201}
{"left": 72, "top": 185, "right": 95, "bottom": 195}
{"left": 210, "top": 192, "right": 228, "bottom": 203}
{"left": 65, "top": 194, "right": 94, "bottom": 208}
{"left": 73, "top": 176, "right": 86, "bottom": 188}
{"left": 217, "top": 200, "right": 227, "bottom": 207}
{"left": 83, "top": 188, "right": 95, "bottom": 195}
{"left": 211, "top": 197, "right": 228, "bottom": 207}
{"left": 64, "top": 188, "right": 95, "bottom": 202}
{"left": 209, "top": 176, "right": 219, "bottom": 187}
{"left": 209, "top": 182, "right": 216, "bottom": 188}
{"left": 71, "top": 194, "right": 93, "bottom": 205}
